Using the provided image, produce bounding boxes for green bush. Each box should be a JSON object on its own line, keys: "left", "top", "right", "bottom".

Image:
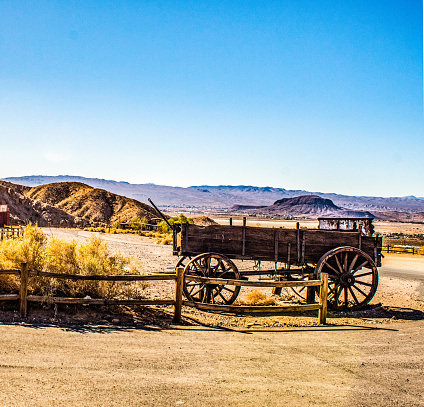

{"left": 156, "top": 214, "right": 194, "bottom": 234}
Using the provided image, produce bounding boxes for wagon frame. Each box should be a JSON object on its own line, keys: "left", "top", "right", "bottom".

{"left": 172, "top": 217, "right": 382, "bottom": 311}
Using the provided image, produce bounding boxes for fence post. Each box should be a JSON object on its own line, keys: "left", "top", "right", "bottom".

{"left": 306, "top": 272, "right": 315, "bottom": 303}
{"left": 19, "top": 262, "right": 29, "bottom": 318}
{"left": 173, "top": 267, "right": 184, "bottom": 323}
{"left": 318, "top": 273, "right": 328, "bottom": 325}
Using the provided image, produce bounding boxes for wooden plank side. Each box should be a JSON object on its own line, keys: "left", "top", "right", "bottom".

{"left": 179, "top": 224, "right": 379, "bottom": 264}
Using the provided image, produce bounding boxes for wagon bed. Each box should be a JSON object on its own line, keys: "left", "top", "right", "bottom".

{"left": 174, "top": 223, "right": 382, "bottom": 268}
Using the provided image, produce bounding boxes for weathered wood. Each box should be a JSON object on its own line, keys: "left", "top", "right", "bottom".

{"left": 28, "top": 270, "right": 176, "bottom": 281}
{"left": 19, "top": 263, "right": 28, "bottom": 317}
{"left": 0, "top": 269, "right": 20, "bottom": 275}
{"left": 274, "top": 229, "right": 279, "bottom": 262}
{"left": 26, "top": 296, "right": 175, "bottom": 305}
{"left": 318, "top": 273, "right": 328, "bottom": 324}
{"left": 178, "top": 224, "right": 378, "bottom": 265}
{"left": 0, "top": 294, "right": 20, "bottom": 301}
{"left": 185, "top": 275, "right": 322, "bottom": 288}
{"left": 306, "top": 272, "right": 315, "bottom": 304}
{"left": 183, "top": 300, "right": 321, "bottom": 313}
{"left": 173, "top": 267, "right": 184, "bottom": 323}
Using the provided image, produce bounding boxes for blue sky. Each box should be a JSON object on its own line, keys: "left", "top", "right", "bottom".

{"left": 0, "top": 0, "right": 422, "bottom": 197}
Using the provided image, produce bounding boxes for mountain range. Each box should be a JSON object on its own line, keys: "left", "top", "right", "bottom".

{"left": 3, "top": 175, "right": 424, "bottom": 216}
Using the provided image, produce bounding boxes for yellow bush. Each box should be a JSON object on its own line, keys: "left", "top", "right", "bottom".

{"left": 237, "top": 290, "right": 276, "bottom": 306}
{"left": 0, "top": 226, "right": 145, "bottom": 299}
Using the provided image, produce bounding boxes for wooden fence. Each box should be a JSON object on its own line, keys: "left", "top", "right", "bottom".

{"left": 0, "top": 226, "right": 23, "bottom": 240}
{"left": 0, "top": 264, "right": 184, "bottom": 323}
{"left": 184, "top": 273, "right": 329, "bottom": 324}
{"left": 382, "top": 245, "right": 424, "bottom": 255}
{"left": 0, "top": 264, "right": 329, "bottom": 325}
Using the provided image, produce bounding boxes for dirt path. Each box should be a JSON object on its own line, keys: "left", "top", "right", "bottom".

{"left": 0, "top": 321, "right": 423, "bottom": 406}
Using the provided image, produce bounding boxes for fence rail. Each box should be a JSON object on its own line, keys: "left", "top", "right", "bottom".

{"left": 0, "top": 226, "right": 24, "bottom": 240}
{"left": 0, "top": 263, "right": 184, "bottom": 323}
{"left": 0, "top": 264, "right": 329, "bottom": 324}
{"left": 184, "top": 273, "right": 329, "bottom": 324}
{"left": 382, "top": 245, "right": 424, "bottom": 255}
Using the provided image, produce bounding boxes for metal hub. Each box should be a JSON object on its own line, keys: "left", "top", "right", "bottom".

{"left": 340, "top": 272, "right": 355, "bottom": 287}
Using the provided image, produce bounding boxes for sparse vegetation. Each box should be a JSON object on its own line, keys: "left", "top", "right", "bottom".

{"left": 84, "top": 214, "right": 194, "bottom": 245}
{"left": 237, "top": 290, "right": 276, "bottom": 306}
{"left": 0, "top": 225, "right": 145, "bottom": 299}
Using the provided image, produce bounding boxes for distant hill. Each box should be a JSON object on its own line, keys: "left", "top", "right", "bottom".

{"left": 230, "top": 195, "right": 374, "bottom": 218}
{"left": 0, "top": 181, "right": 159, "bottom": 227}
{"left": 3, "top": 175, "right": 424, "bottom": 218}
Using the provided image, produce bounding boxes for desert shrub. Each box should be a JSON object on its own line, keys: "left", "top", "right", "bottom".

{"left": 0, "top": 226, "right": 145, "bottom": 299}
{"left": 155, "top": 234, "right": 173, "bottom": 245}
{"left": 0, "top": 224, "right": 46, "bottom": 270}
{"left": 156, "top": 214, "right": 194, "bottom": 234}
{"left": 129, "top": 217, "right": 148, "bottom": 232}
{"left": 237, "top": 290, "right": 276, "bottom": 306}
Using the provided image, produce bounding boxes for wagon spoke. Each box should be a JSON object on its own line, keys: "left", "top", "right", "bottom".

{"left": 348, "top": 254, "right": 359, "bottom": 273}
{"left": 205, "top": 257, "right": 212, "bottom": 275}
{"left": 352, "top": 260, "right": 369, "bottom": 274}
{"left": 355, "top": 280, "right": 372, "bottom": 287}
{"left": 352, "top": 284, "right": 368, "bottom": 297}
{"left": 324, "top": 262, "right": 341, "bottom": 276}
{"left": 221, "top": 286, "right": 236, "bottom": 294}
{"left": 333, "top": 285, "right": 342, "bottom": 304}
{"left": 217, "top": 290, "right": 229, "bottom": 303}
{"left": 327, "top": 284, "right": 337, "bottom": 298}
{"left": 192, "top": 260, "right": 204, "bottom": 276}
{"left": 203, "top": 286, "right": 212, "bottom": 303}
{"left": 353, "top": 271, "right": 373, "bottom": 278}
{"left": 344, "top": 287, "right": 348, "bottom": 309}
{"left": 190, "top": 284, "right": 205, "bottom": 297}
{"left": 348, "top": 286, "right": 360, "bottom": 305}
{"left": 343, "top": 253, "right": 348, "bottom": 274}
{"left": 334, "top": 254, "right": 344, "bottom": 274}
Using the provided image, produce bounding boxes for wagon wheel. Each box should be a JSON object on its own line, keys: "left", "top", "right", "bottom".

{"left": 315, "top": 246, "right": 378, "bottom": 311}
{"left": 183, "top": 253, "right": 241, "bottom": 304}
{"left": 290, "top": 274, "right": 310, "bottom": 299}
{"left": 175, "top": 256, "right": 192, "bottom": 270}
{"left": 289, "top": 266, "right": 315, "bottom": 299}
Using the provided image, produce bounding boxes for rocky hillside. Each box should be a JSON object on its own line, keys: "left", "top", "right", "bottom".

{"left": 0, "top": 181, "right": 159, "bottom": 227}
{"left": 230, "top": 195, "right": 374, "bottom": 218}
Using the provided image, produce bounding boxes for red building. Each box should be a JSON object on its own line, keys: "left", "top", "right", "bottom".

{"left": 0, "top": 203, "right": 10, "bottom": 227}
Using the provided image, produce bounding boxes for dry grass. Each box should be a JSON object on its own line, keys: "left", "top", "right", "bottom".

{"left": 0, "top": 225, "right": 146, "bottom": 299}
{"left": 237, "top": 290, "right": 276, "bottom": 306}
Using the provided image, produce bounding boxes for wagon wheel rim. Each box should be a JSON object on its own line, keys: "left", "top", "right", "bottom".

{"left": 183, "top": 253, "right": 241, "bottom": 305}
{"left": 315, "top": 246, "right": 378, "bottom": 311}
{"left": 175, "top": 256, "right": 192, "bottom": 270}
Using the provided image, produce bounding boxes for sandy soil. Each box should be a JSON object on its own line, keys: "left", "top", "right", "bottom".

{"left": 1, "top": 227, "right": 424, "bottom": 406}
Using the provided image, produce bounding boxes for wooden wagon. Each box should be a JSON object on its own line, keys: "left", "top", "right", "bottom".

{"left": 171, "top": 217, "right": 382, "bottom": 311}
{"left": 147, "top": 200, "right": 382, "bottom": 311}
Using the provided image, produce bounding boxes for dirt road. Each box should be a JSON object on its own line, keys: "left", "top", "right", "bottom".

{"left": 0, "top": 321, "right": 423, "bottom": 406}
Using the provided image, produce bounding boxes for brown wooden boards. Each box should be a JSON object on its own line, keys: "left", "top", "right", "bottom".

{"left": 177, "top": 224, "right": 381, "bottom": 265}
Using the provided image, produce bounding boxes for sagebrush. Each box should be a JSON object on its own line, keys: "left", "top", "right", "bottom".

{"left": 0, "top": 225, "right": 145, "bottom": 299}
